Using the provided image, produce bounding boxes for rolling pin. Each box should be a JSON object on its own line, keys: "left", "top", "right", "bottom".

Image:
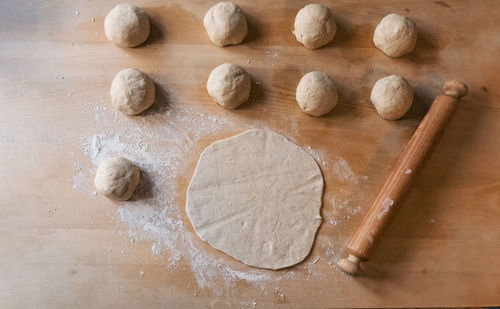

{"left": 337, "top": 80, "right": 468, "bottom": 276}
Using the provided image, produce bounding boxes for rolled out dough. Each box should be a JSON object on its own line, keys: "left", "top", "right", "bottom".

{"left": 186, "top": 129, "right": 323, "bottom": 269}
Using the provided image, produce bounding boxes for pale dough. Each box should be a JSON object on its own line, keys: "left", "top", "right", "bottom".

{"left": 110, "top": 68, "right": 156, "bottom": 115}
{"left": 373, "top": 13, "right": 417, "bottom": 57}
{"left": 293, "top": 4, "right": 337, "bottom": 49}
{"left": 370, "top": 74, "right": 413, "bottom": 120}
{"left": 186, "top": 129, "right": 323, "bottom": 270}
{"left": 104, "top": 3, "right": 150, "bottom": 48}
{"left": 94, "top": 156, "right": 140, "bottom": 201}
{"left": 296, "top": 71, "right": 338, "bottom": 116}
{"left": 207, "top": 63, "right": 251, "bottom": 109}
{"left": 203, "top": 2, "right": 248, "bottom": 47}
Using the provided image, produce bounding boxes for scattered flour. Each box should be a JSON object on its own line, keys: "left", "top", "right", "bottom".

{"left": 377, "top": 197, "right": 394, "bottom": 220}
{"left": 333, "top": 158, "right": 357, "bottom": 182}
{"left": 274, "top": 287, "right": 286, "bottom": 300}
{"left": 72, "top": 173, "right": 93, "bottom": 193}
{"left": 151, "top": 243, "right": 162, "bottom": 255}
{"left": 304, "top": 256, "right": 320, "bottom": 274}
{"left": 72, "top": 97, "right": 350, "bottom": 295}
{"left": 69, "top": 9, "right": 80, "bottom": 19}
{"left": 303, "top": 145, "right": 325, "bottom": 165}
{"left": 324, "top": 240, "right": 336, "bottom": 260}
{"left": 330, "top": 197, "right": 362, "bottom": 220}
{"left": 241, "top": 300, "right": 258, "bottom": 308}
{"left": 227, "top": 269, "right": 272, "bottom": 283}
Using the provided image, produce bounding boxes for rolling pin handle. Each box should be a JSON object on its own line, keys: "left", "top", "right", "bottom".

{"left": 337, "top": 254, "right": 361, "bottom": 276}
{"left": 443, "top": 80, "right": 468, "bottom": 99}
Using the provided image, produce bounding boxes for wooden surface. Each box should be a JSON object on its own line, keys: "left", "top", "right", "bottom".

{"left": 1, "top": 0, "right": 499, "bottom": 307}
{"left": 345, "top": 90, "right": 465, "bottom": 264}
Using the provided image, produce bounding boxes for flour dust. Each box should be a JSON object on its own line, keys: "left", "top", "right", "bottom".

{"left": 72, "top": 97, "right": 363, "bottom": 294}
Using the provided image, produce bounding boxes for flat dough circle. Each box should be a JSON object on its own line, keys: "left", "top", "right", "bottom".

{"left": 186, "top": 129, "right": 323, "bottom": 270}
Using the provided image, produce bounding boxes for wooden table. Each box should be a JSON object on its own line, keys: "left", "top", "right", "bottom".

{"left": 1, "top": 0, "right": 499, "bottom": 307}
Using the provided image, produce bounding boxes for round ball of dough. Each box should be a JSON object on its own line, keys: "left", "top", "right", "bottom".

{"left": 94, "top": 157, "right": 140, "bottom": 201}
{"left": 373, "top": 13, "right": 417, "bottom": 57}
{"left": 296, "top": 71, "right": 338, "bottom": 116}
{"left": 207, "top": 63, "right": 251, "bottom": 109}
{"left": 370, "top": 75, "right": 413, "bottom": 120}
{"left": 110, "top": 68, "right": 156, "bottom": 115}
{"left": 293, "top": 4, "right": 337, "bottom": 49}
{"left": 104, "top": 3, "right": 150, "bottom": 48}
{"left": 203, "top": 2, "right": 248, "bottom": 47}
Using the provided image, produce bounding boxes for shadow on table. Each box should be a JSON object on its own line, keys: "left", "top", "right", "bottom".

{"left": 353, "top": 85, "right": 484, "bottom": 281}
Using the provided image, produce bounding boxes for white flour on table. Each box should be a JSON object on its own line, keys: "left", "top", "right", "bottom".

{"left": 333, "top": 158, "right": 358, "bottom": 182}
{"left": 72, "top": 97, "right": 363, "bottom": 294}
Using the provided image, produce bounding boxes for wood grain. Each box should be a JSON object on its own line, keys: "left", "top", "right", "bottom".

{"left": 341, "top": 84, "right": 467, "bottom": 274}
{"left": 1, "top": 0, "right": 499, "bottom": 307}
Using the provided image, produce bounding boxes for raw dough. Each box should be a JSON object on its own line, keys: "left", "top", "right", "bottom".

{"left": 186, "top": 129, "right": 323, "bottom": 270}
{"left": 104, "top": 3, "right": 150, "bottom": 48}
{"left": 293, "top": 4, "right": 337, "bottom": 49}
{"left": 207, "top": 63, "right": 251, "bottom": 109}
{"left": 296, "top": 71, "right": 338, "bottom": 116}
{"left": 94, "top": 156, "right": 140, "bottom": 201}
{"left": 373, "top": 13, "right": 417, "bottom": 57}
{"left": 204, "top": 2, "right": 248, "bottom": 47}
{"left": 370, "top": 75, "right": 413, "bottom": 120}
{"left": 110, "top": 68, "right": 156, "bottom": 115}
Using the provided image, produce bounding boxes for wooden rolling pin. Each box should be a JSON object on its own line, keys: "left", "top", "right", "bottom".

{"left": 337, "top": 80, "right": 468, "bottom": 276}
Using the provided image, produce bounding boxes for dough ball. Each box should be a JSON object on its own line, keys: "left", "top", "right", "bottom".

{"left": 370, "top": 75, "right": 413, "bottom": 120}
{"left": 104, "top": 3, "right": 150, "bottom": 47}
{"left": 373, "top": 13, "right": 417, "bottom": 57}
{"left": 110, "top": 68, "right": 156, "bottom": 115}
{"left": 207, "top": 63, "right": 251, "bottom": 109}
{"left": 94, "top": 157, "right": 140, "bottom": 201}
{"left": 203, "top": 2, "right": 248, "bottom": 47}
{"left": 296, "top": 71, "right": 338, "bottom": 116}
{"left": 293, "top": 4, "right": 337, "bottom": 49}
